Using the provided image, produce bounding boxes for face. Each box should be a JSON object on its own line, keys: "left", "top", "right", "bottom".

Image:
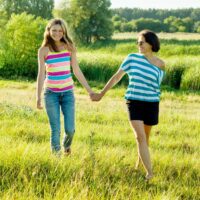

{"left": 137, "top": 35, "right": 152, "bottom": 54}
{"left": 49, "top": 24, "right": 64, "bottom": 42}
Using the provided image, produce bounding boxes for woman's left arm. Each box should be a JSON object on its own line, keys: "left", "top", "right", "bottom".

{"left": 71, "top": 49, "right": 93, "bottom": 94}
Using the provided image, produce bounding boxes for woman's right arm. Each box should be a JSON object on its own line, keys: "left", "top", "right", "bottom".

{"left": 91, "top": 68, "right": 125, "bottom": 101}
{"left": 101, "top": 68, "right": 125, "bottom": 96}
{"left": 36, "top": 47, "right": 47, "bottom": 109}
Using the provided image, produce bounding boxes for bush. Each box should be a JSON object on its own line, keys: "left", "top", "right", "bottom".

{"left": 161, "top": 44, "right": 200, "bottom": 56}
{"left": 162, "top": 60, "right": 186, "bottom": 89}
{"left": 0, "top": 12, "right": 47, "bottom": 78}
{"left": 181, "top": 66, "right": 200, "bottom": 90}
{"left": 77, "top": 52, "right": 128, "bottom": 85}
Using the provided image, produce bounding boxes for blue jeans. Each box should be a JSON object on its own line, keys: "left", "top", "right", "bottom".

{"left": 44, "top": 89, "right": 75, "bottom": 153}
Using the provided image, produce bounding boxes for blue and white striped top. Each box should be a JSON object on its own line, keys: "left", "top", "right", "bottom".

{"left": 120, "top": 53, "right": 165, "bottom": 102}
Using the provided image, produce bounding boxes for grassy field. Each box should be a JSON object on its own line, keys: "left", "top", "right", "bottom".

{"left": 0, "top": 79, "right": 199, "bottom": 199}
{"left": 1, "top": 32, "right": 200, "bottom": 90}
{"left": 74, "top": 32, "right": 200, "bottom": 90}
{"left": 112, "top": 32, "right": 200, "bottom": 40}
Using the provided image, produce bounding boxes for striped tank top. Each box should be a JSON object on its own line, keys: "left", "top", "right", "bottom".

{"left": 120, "top": 53, "right": 165, "bottom": 102}
{"left": 44, "top": 50, "right": 74, "bottom": 92}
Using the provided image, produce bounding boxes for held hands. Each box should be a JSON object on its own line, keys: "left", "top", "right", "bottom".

{"left": 90, "top": 92, "right": 104, "bottom": 102}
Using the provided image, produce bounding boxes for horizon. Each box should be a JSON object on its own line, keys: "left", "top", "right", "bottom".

{"left": 54, "top": 0, "right": 200, "bottom": 9}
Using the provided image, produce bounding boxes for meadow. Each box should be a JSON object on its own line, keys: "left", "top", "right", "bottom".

{"left": 77, "top": 32, "right": 200, "bottom": 90}
{"left": 0, "top": 33, "right": 200, "bottom": 199}
{"left": 0, "top": 79, "right": 200, "bottom": 199}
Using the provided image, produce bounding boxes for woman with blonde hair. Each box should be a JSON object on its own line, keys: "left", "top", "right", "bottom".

{"left": 36, "top": 18, "right": 94, "bottom": 155}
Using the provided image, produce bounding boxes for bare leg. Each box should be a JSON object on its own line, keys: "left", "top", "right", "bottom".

{"left": 135, "top": 124, "right": 152, "bottom": 169}
{"left": 144, "top": 125, "right": 152, "bottom": 145}
{"left": 135, "top": 154, "right": 140, "bottom": 169}
{"left": 130, "top": 120, "right": 153, "bottom": 178}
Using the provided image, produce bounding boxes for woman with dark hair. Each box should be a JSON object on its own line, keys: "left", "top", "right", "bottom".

{"left": 91, "top": 30, "right": 165, "bottom": 180}
{"left": 36, "top": 19, "right": 94, "bottom": 155}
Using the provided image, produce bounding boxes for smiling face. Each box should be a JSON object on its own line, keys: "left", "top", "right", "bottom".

{"left": 137, "top": 35, "right": 152, "bottom": 54}
{"left": 49, "top": 24, "right": 64, "bottom": 42}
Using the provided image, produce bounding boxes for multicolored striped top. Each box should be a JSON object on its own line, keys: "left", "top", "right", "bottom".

{"left": 120, "top": 53, "right": 165, "bottom": 102}
{"left": 44, "top": 50, "right": 74, "bottom": 92}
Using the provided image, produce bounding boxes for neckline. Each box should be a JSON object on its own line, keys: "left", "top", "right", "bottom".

{"left": 141, "top": 54, "right": 164, "bottom": 71}
{"left": 48, "top": 49, "right": 70, "bottom": 54}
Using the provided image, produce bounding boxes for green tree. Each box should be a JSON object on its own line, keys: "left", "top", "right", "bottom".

{"left": 111, "top": 8, "right": 199, "bottom": 33}
{"left": 191, "top": 9, "right": 200, "bottom": 21}
{"left": 112, "top": 14, "right": 121, "bottom": 22}
{"left": 0, "top": 10, "right": 7, "bottom": 28}
{"left": 182, "top": 17, "right": 193, "bottom": 32}
{"left": 54, "top": 0, "right": 113, "bottom": 43}
{"left": 0, "top": 12, "right": 47, "bottom": 78}
{"left": 134, "top": 18, "right": 164, "bottom": 32}
{"left": 0, "top": 0, "right": 54, "bottom": 19}
{"left": 164, "top": 16, "right": 192, "bottom": 32}
{"left": 120, "top": 21, "right": 137, "bottom": 32}
{"left": 113, "top": 21, "right": 121, "bottom": 32}
{"left": 194, "top": 21, "right": 200, "bottom": 33}
{"left": 164, "top": 16, "right": 178, "bottom": 32}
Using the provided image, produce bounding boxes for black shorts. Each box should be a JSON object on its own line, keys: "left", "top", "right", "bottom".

{"left": 126, "top": 100, "right": 159, "bottom": 126}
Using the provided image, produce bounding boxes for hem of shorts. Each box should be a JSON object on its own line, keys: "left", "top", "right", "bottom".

{"left": 129, "top": 119, "right": 158, "bottom": 126}
{"left": 144, "top": 122, "right": 158, "bottom": 126}
{"left": 125, "top": 96, "right": 160, "bottom": 103}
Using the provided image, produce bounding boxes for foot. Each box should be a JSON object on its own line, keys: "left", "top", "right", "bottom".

{"left": 135, "top": 158, "right": 140, "bottom": 170}
{"left": 135, "top": 161, "right": 140, "bottom": 170}
{"left": 64, "top": 148, "right": 71, "bottom": 156}
{"left": 145, "top": 173, "right": 154, "bottom": 181}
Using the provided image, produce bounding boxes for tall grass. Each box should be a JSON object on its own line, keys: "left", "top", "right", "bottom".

{"left": 0, "top": 80, "right": 200, "bottom": 199}
{"left": 113, "top": 32, "right": 200, "bottom": 41}
{"left": 75, "top": 34, "right": 200, "bottom": 90}
{"left": 1, "top": 33, "right": 200, "bottom": 90}
{"left": 181, "top": 66, "right": 200, "bottom": 90}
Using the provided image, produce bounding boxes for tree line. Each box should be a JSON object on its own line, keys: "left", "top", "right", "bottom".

{"left": 0, "top": 0, "right": 200, "bottom": 84}
{"left": 1, "top": 0, "right": 200, "bottom": 44}
{"left": 112, "top": 8, "right": 200, "bottom": 33}
{"left": 0, "top": 0, "right": 113, "bottom": 78}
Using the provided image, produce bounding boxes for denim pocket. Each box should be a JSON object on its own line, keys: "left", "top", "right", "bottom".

{"left": 44, "top": 88, "right": 53, "bottom": 95}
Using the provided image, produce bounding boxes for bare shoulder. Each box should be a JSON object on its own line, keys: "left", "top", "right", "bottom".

{"left": 70, "top": 44, "right": 77, "bottom": 53}
{"left": 38, "top": 46, "right": 49, "bottom": 57}
{"left": 70, "top": 45, "right": 77, "bottom": 58}
{"left": 155, "top": 57, "right": 165, "bottom": 70}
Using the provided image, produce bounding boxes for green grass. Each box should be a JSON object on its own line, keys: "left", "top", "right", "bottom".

{"left": 0, "top": 80, "right": 200, "bottom": 199}
{"left": 75, "top": 33, "right": 200, "bottom": 90}
{"left": 113, "top": 32, "right": 200, "bottom": 41}
{"left": 1, "top": 32, "right": 200, "bottom": 90}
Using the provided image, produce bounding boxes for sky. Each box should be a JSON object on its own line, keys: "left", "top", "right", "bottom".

{"left": 54, "top": 0, "right": 200, "bottom": 9}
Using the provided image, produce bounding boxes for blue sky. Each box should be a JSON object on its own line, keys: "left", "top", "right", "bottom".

{"left": 55, "top": 0, "right": 200, "bottom": 9}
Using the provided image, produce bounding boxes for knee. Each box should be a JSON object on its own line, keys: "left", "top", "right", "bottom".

{"left": 135, "top": 133, "right": 146, "bottom": 144}
{"left": 65, "top": 129, "right": 75, "bottom": 137}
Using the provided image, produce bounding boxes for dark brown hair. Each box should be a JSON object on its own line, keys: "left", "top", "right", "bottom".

{"left": 139, "top": 30, "right": 160, "bottom": 52}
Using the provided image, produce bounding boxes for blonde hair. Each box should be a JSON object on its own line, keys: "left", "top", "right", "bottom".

{"left": 42, "top": 18, "right": 74, "bottom": 52}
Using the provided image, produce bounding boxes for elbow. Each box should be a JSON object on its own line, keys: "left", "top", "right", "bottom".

{"left": 73, "top": 68, "right": 81, "bottom": 78}
{"left": 113, "top": 74, "right": 121, "bottom": 84}
{"left": 38, "top": 72, "right": 45, "bottom": 81}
